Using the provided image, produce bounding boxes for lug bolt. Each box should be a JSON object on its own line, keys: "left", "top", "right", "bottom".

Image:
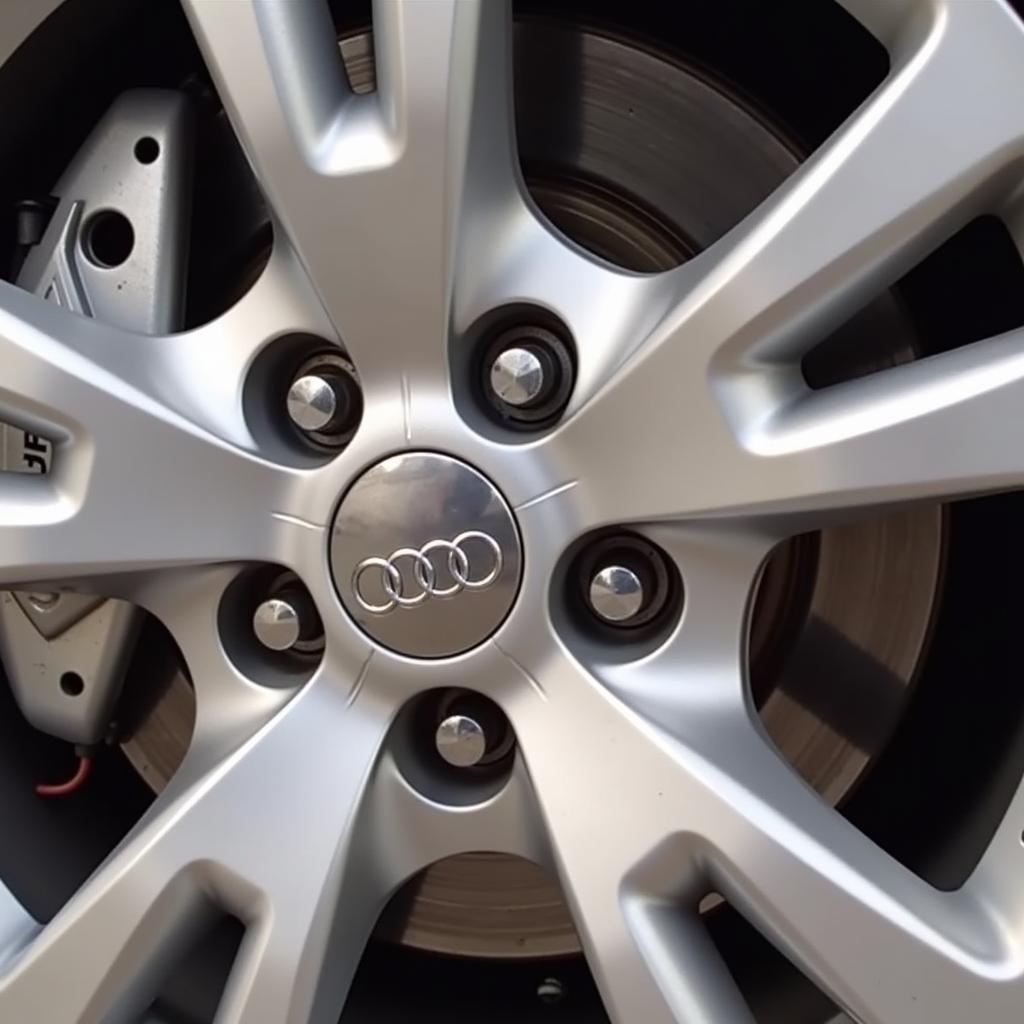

{"left": 480, "top": 322, "right": 574, "bottom": 428}
{"left": 489, "top": 346, "right": 547, "bottom": 408}
{"left": 589, "top": 565, "right": 645, "bottom": 623}
{"left": 435, "top": 714, "right": 488, "bottom": 768}
{"left": 285, "top": 352, "right": 361, "bottom": 447}
{"left": 577, "top": 533, "right": 680, "bottom": 631}
{"left": 287, "top": 373, "right": 350, "bottom": 434}
{"left": 253, "top": 594, "right": 317, "bottom": 652}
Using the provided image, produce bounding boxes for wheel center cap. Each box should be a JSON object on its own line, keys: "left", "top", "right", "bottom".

{"left": 330, "top": 452, "right": 522, "bottom": 658}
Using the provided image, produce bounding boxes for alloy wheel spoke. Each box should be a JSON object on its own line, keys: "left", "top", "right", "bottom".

{"left": 454, "top": 201, "right": 664, "bottom": 420}
{"left": 0, "top": 283, "right": 300, "bottom": 590}
{"left": 594, "top": 524, "right": 772, "bottom": 723}
{"left": 969, "top": 769, "right": 1024, "bottom": 935}
{"left": 733, "top": 328, "right": 1024, "bottom": 517}
{"left": 554, "top": 313, "right": 1024, "bottom": 533}
{"left": 184, "top": 0, "right": 519, "bottom": 393}
{"left": 508, "top": 645, "right": 1022, "bottom": 1024}
{"left": 688, "top": 717, "right": 1023, "bottom": 1024}
{"left": 133, "top": 567, "right": 295, "bottom": 753}
{"left": 152, "top": 241, "right": 338, "bottom": 449}
{"left": 0, "top": 673, "right": 395, "bottom": 1024}
{"left": 363, "top": 752, "right": 545, "bottom": 886}
{"left": 493, "top": 527, "right": 768, "bottom": 1023}
{"left": 499, "top": 500, "right": 1021, "bottom": 1024}
{"left": 567, "top": 873, "right": 753, "bottom": 1024}
{"left": 502, "top": 652, "right": 755, "bottom": 1022}
{"left": 544, "top": 0, "right": 1024, "bottom": 529}
{"left": 494, "top": 576, "right": 759, "bottom": 1024}
{"left": 837, "top": 0, "right": 925, "bottom": 44}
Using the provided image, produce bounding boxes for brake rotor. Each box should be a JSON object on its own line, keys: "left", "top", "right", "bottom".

{"left": 122, "top": 18, "right": 944, "bottom": 959}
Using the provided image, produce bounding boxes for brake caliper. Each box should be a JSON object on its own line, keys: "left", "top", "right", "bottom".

{"left": 0, "top": 90, "right": 193, "bottom": 744}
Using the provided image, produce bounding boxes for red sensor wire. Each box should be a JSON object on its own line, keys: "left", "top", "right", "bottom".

{"left": 35, "top": 755, "right": 93, "bottom": 797}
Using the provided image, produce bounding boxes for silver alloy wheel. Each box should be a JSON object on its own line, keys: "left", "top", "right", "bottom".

{"left": 120, "top": 14, "right": 949, "bottom": 967}
{"left": 2, "top": 2, "right": 1024, "bottom": 1023}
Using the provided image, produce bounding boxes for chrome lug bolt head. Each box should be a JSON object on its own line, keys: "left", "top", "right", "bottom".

{"left": 588, "top": 565, "right": 645, "bottom": 623}
{"left": 435, "top": 714, "right": 488, "bottom": 768}
{"left": 253, "top": 597, "right": 303, "bottom": 652}
{"left": 489, "top": 346, "right": 546, "bottom": 408}
{"left": 287, "top": 374, "right": 344, "bottom": 433}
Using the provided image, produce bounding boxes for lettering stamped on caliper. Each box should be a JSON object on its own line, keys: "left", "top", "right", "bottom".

{"left": 0, "top": 425, "right": 52, "bottom": 474}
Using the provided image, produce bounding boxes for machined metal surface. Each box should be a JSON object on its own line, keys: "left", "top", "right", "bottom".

{"left": 435, "top": 714, "right": 487, "bottom": 768}
{"left": 289, "top": 350, "right": 362, "bottom": 448}
{"left": 1, "top": 2, "right": 1024, "bottom": 1024}
{"left": 253, "top": 597, "right": 303, "bottom": 652}
{"left": 287, "top": 374, "right": 342, "bottom": 432}
{"left": 588, "top": 565, "right": 645, "bottom": 623}
{"left": 331, "top": 452, "right": 522, "bottom": 657}
{"left": 489, "top": 346, "right": 546, "bottom": 407}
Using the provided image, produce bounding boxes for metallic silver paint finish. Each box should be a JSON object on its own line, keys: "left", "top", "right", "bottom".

{"left": 1, "top": 1, "right": 1024, "bottom": 1022}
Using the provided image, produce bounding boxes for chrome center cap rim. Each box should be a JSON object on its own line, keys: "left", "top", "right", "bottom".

{"left": 330, "top": 452, "right": 522, "bottom": 658}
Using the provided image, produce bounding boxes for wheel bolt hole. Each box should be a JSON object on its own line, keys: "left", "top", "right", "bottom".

{"left": 60, "top": 671, "right": 84, "bottom": 696}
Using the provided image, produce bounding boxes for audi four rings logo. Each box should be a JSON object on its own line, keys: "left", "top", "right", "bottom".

{"left": 352, "top": 531, "right": 504, "bottom": 614}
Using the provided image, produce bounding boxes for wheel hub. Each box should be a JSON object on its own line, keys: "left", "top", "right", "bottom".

{"left": 330, "top": 452, "right": 522, "bottom": 658}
